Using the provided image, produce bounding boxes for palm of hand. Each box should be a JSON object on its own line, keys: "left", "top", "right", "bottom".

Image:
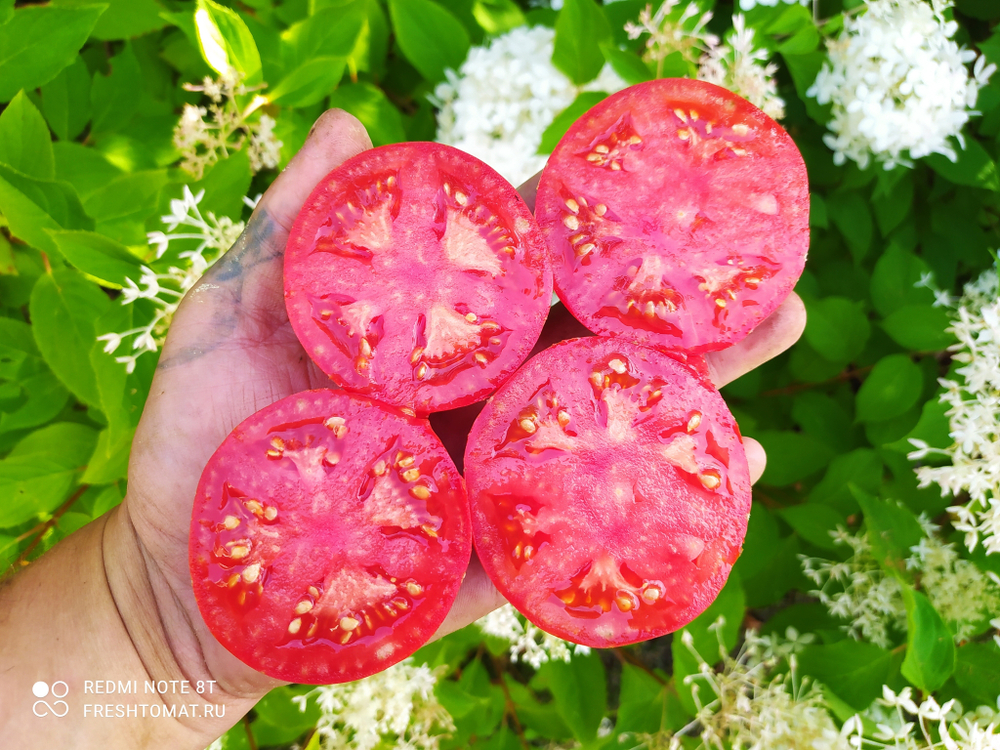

{"left": 118, "top": 110, "right": 804, "bottom": 694}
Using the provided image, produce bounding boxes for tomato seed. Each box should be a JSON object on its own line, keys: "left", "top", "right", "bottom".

{"left": 223, "top": 515, "right": 240, "bottom": 530}
{"left": 340, "top": 616, "right": 359, "bottom": 631}
{"left": 405, "top": 581, "right": 423, "bottom": 597}
{"left": 288, "top": 618, "right": 302, "bottom": 634}
{"left": 402, "top": 468, "right": 420, "bottom": 482}
{"left": 295, "top": 600, "right": 312, "bottom": 615}
{"left": 229, "top": 545, "right": 249, "bottom": 560}
{"left": 242, "top": 563, "right": 261, "bottom": 583}
{"left": 411, "top": 486, "right": 431, "bottom": 500}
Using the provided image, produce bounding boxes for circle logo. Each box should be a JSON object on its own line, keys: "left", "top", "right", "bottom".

{"left": 32, "top": 681, "right": 68, "bottom": 717}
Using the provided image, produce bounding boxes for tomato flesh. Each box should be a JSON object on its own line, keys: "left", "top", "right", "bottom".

{"left": 536, "top": 79, "right": 809, "bottom": 353}
{"left": 189, "top": 390, "right": 471, "bottom": 683}
{"left": 285, "top": 142, "right": 552, "bottom": 414}
{"left": 464, "top": 337, "right": 750, "bottom": 647}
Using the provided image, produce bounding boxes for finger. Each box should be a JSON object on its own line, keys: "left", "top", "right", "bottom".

{"left": 517, "top": 172, "right": 542, "bottom": 213}
{"left": 260, "top": 108, "right": 373, "bottom": 236}
{"left": 745, "top": 436, "right": 766, "bottom": 484}
{"left": 431, "top": 553, "right": 507, "bottom": 641}
{"left": 706, "top": 292, "right": 806, "bottom": 388}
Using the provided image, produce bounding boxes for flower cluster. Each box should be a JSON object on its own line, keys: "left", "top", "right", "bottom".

{"left": 737, "top": 0, "right": 810, "bottom": 11}
{"left": 433, "top": 25, "right": 626, "bottom": 186}
{"left": 639, "top": 622, "right": 847, "bottom": 750}
{"left": 808, "top": 0, "right": 995, "bottom": 169}
{"left": 842, "top": 685, "right": 1000, "bottom": 749}
{"left": 97, "top": 186, "right": 250, "bottom": 372}
{"left": 625, "top": 3, "right": 785, "bottom": 118}
{"left": 697, "top": 15, "right": 785, "bottom": 120}
{"left": 291, "top": 659, "right": 454, "bottom": 750}
{"left": 625, "top": 0, "right": 718, "bottom": 76}
{"left": 801, "top": 520, "right": 1000, "bottom": 646}
{"left": 476, "top": 604, "right": 589, "bottom": 669}
{"left": 801, "top": 527, "right": 906, "bottom": 648}
{"left": 909, "top": 270, "right": 1000, "bottom": 555}
{"left": 174, "top": 70, "right": 282, "bottom": 178}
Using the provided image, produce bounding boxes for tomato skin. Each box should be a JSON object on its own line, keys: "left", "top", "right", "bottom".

{"left": 465, "top": 337, "right": 750, "bottom": 647}
{"left": 536, "top": 79, "right": 809, "bottom": 354}
{"left": 189, "top": 390, "right": 471, "bottom": 684}
{"left": 284, "top": 142, "right": 552, "bottom": 415}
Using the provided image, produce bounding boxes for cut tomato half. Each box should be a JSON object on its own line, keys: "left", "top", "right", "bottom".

{"left": 284, "top": 142, "right": 552, "bottom": 415}
{"left": 536, "top": 79, "right": 809, "bottom": 353}
{"left": 464, "top": 337, "right": 750, "bottom": 647}
{"left": 189, "top": 390, "right": 471, "bottom": 683}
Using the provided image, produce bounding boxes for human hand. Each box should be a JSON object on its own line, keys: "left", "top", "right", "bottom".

{"left": 117, "top": 108, "right": 805, "bottom": 723}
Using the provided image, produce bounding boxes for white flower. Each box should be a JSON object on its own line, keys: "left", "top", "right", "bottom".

{"left": 738, "top": 0, "right": 809, "bottom": 11}
{"left": 697, "top": 14, "right": 785, "bottom": 120}
{"left": 625, "top": 0, "right": 717, "bottom": 76}
{"left": 910, "top": 268, "right": 1000, "bottom": 555}
{"left": 293, "top": 659, "right": 453, "bottom": 750}
{"left": 642, "top": 624, "right": 849, "bottom": 750}
{"left": 98, "top": 186, "right": 248, "bottom": 369}
{"left": 433, "top": 25, "right": 626, "bottom": 186}
{"left": 800, "top": 527, "right": 907, "bottom": 647}
{"left": 174, "top": 72, "right": 281, "bottom": 178}
{"left": 808, "top": 0, "right": 995, "bottom": 170}
{"left": 476, "top": 604, "right": 588, "bottom": 669}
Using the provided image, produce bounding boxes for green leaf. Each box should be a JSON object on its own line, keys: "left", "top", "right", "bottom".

{"left": 269, "top": 57, "right": 346, "bottom": 107}
{"left": 900, "top": 584, "right": 956, "bottom": 693}
{"left": 953, "top": 643, "right": 1000, "bottom": 706}
{"left": 599, "top": 43, "right": 652, "bottom": 85}
{"left": 539, "top": 92, "right": 607, "bottom": 154}
{"left": 53, "top": 142, "right": 123, "bottom": 201}
{"left": 802, "top": 296, "right": 871, "bottom": 363}
{"left": 0, "top": 0, "right": 12, "bottom": 24}
{"left": 798, "top": 640, "right": 892, "bottom": 711}
{"left": 856, "top": 354, "right": 923, "bottom": 423}
{"left": 82, "top": 169, "right": 168, "bottom": 225}
{"left": 91, "top": 303, "right": 139, "bottom": 450}
{"left": 869, "top": 246, "right": 936, "bottom": 318}
{"left": 52, "top": 0, "right": 166, "bottom": 40}
{"left": 0, "top": 91, "right": 54, "bottom": 180}
{"left": 872, "top": 172, "right": 913, "bottom": 236}
{"left": 472, "top": 0, "right": 525, "bottom": 35}
{"left": 854, "top": 488, "right": 924, "bottom": 575}
{"left": 754, "top": 430, "right": 834, "bottom": 486}
{"left": 90, "top": 42, "right": 142, "bottom": 134}
{"left": 615, "top": 664, "right": 667, "bottom": 734}
{"left": 552, "top": 0, "right": 612, "bottom": 85}
{"left": 782, "top": 51, "right": 830, "bottom": 125}
{"left": 81, "top": 427, "right": 131, "bottom": 484}
{"left": 827, "top": 192, "right": 874, "bottom": 262}
{"left": 881, "top": 305, "right": 954, "bottom": 351}
{"left": 46, "top": 230, "right": 143, "bottom": 287}
{"left": 192, "top": 150, "right": 253, "bottom": 221}
{"left": 0, "top": 371, "right": 70, "bottom": 434}
{"left": 809, "top": 448, "right": 883, "bottom": 515}
{"left": 926, "top": 139, "right": 1000, "bottom": 191}
{"left": 29, "top": 268, "right": 111, "bottom": 410}
{"left": 0, "top": 167, "right": 92, "bottom": 256}
{"left": 0, "top": 422, "right": 97, "bottom": 529}
{"left": 544, "top": 650, "right": 607, "bottom": 743}
{"left": 388, "top": 0, "right": 470, "bottom": 84}
{"left": 195, "top": 0, "right": 263, "bottom": 86}
{"left": 328, "top": 82, "right": 406, "bottom": 147}
{"left": 0, "top": 4, "right": 107, "bottom": 103}
{"left": 39, "top": 57, "right": 92, "bottom": 142}
{"left": 776, "top": 23, "right": 820, "bottom": 55}
{"left": 778, "top": 503, "right": 846, "bottom": 550}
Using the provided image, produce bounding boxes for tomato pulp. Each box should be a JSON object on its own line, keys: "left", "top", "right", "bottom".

{"left": 285, "top": 142, "right": 552, "bottom": 415}
{"left": 536, "top": 79, "right": 809, "bottom": 353}
{"left": 189, "top": 390, "right": 471, "bottom": 683}
{"left": 465, "top": 337, "right": 751, "bottom": 647}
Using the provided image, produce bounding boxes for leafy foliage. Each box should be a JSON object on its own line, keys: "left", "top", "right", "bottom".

{"left": 2, "top": 0, "right": 1000, "bottom": 748}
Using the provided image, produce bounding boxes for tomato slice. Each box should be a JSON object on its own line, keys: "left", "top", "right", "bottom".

{"left": 464, "top": 337, "right": 750, "bottom": 647}
{"left": 284, "top": 142, "right": 552, "bottom": 415}
{"left": 189, "top": 390, "right": 471, "bottom": 683}
{"left": 536, "top": 79, "right": 809, "bottom": 354}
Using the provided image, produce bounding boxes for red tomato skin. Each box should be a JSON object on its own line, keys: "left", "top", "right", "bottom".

{"left": 536, "top": 79, "right": 809, "bottom": 354}
{"left": 465, "top": 337, "right": 751, "bottom": 647}
{"left": 189, "top": 390, "right": 471, "bottom": 684}
{"left": 284, "top": 142, "right": 552, "bottom": 415}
